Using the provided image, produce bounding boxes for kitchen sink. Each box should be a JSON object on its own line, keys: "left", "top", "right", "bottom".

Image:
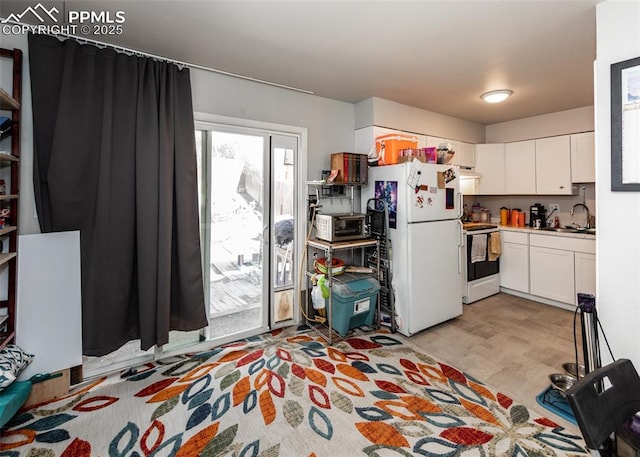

{"left": 541, "top": 227, "right": 577, "bottom": 232}
{"left": 540, "top": 227, "right": 596, "bottom": 235}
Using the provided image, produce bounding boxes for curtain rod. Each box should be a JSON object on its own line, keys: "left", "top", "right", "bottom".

{"left": 28, "top": 25, "right": 315, "bottom": 96}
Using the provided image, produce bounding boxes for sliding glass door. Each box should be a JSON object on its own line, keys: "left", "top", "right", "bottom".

{"left": 271, "top": 135, "right": 297, "bottom": 325}
{"left": 200, "top": 126, "right": 269, "bottom": 339}
{"left": 196, "top": 123, "right": 300, "bottom": 342}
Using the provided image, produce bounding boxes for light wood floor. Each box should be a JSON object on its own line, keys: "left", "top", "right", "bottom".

{"left": 406, "top": 292, "right": 583, "bottom": 432}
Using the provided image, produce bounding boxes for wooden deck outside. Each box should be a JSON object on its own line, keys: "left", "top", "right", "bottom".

{"left": 209, "top": 262, "right": 262, "bottom": 317}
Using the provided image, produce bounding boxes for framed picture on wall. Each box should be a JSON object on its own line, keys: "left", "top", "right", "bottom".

{"left": 611, "top": 56, "right": 640, "bottom": 191}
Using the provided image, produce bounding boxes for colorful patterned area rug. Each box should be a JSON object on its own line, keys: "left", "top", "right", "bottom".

{"left": 0, "top": 329, "right": 588, "bottom": 456}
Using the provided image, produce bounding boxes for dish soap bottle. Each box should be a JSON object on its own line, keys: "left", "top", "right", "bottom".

{"left": 554, "top": 216, "right": 560, "bottom": 228}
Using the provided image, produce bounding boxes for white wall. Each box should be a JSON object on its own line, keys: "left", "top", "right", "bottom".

{"left": 190, "top": 69, "right": 355, "bottom": 182}
{"left": 486, "top": 106, "right": 595, "bottom": 143}
{"left": 355, "top": 96, "right": 486, "bottom": 144}
{"left": 595, "top": 0, "right": 640, "bottom": 369}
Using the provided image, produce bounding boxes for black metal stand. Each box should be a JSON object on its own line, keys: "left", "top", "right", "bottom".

{"left": 366, "top": 198, "right": 396, "bottom": 333}
{"left": 578, "top": 292, "right": 601, "bottom": 374}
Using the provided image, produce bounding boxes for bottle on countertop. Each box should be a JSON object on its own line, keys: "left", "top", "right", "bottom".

{"left": 462, "top": 204, "right": 469, "bottom": 222}
{"left": 554, "top": 216, "right": 560, "bottom": 228}
{"left": 500, "top": 207, "right": 509, "bottom": 225}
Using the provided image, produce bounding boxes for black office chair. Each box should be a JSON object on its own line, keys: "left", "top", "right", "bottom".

{"left": 565, "top": 358, "right": 640, "bottom": 456}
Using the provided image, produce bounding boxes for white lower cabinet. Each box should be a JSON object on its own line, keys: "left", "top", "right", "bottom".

{"left": 529, "top": 246, "right": 575, "bottom": 304}
{"left": 575, "top": 252, "right": 596, "bottom": 301}
{"left": 500, "top": 231, "right": 529, "bottom": 292}
{"left": 502, "top": 231, "right": 595, "bottom": 308}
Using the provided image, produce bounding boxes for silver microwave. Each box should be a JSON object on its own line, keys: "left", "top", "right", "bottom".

{"left": 315, "top": 213, "right": 367, "bottom": 242}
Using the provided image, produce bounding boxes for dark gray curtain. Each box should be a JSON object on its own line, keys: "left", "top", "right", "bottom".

{"left": 28, "top": 34, "right": 207, "bottom": 357}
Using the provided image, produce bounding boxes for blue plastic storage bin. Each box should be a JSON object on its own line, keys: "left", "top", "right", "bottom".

{"left": 330, "top": 276, "right": 380, "bottom": 336}
{"left": 0, "top": 380, "right": 32, "bottom": 428}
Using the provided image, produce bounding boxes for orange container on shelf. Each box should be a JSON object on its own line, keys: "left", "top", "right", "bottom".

{"left": 518, "top": 212, "right": 526, "bottom": 227}
{"left": 374, "top": 133, "right": 418, "bottom": 166}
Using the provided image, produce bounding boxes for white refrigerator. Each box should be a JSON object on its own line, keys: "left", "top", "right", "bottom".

{"left": 362, "top": 160, "right": 463, "bottom": 337}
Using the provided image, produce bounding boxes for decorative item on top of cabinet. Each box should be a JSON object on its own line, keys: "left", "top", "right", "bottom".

{"left": 0, "top": 47, "right": 22, "bottom": 349}
{"left": 354, "top": 126, "right": 426, "bottom": 167}
{"left": 426, "top": 137, "right": 475, "bottom": 169}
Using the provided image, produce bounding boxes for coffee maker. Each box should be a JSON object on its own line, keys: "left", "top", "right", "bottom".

{"left": 529, "top": 203, "right": 547, "bottom": 229}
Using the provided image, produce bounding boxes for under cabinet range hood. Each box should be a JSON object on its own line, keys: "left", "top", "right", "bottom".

{"left": 459, "top": 169, "right": 481, "bottom": 195}
{"left": 459, "top": 168, "right": 482, "bottom": 179}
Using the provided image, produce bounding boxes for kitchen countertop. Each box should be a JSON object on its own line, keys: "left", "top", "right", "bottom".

{"left": 499, "top": 225, "right": 596, "bottom": 240}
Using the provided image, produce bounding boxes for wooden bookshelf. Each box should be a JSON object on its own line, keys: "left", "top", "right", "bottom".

{"left": 0, "top": 47, "right": 22, "bottom": 350}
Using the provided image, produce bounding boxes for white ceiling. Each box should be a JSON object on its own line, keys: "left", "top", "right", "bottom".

{"left": 3, "top": 0, "right": 600, "bottom": 125}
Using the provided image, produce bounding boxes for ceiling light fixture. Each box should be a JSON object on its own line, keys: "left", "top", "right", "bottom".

{"left": 481, "top": 89, "right": 513, "bottom": 103}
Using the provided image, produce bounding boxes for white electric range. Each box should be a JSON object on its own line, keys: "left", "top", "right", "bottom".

{"left": 461, "top": 223, "right": 501, "bottom": 304}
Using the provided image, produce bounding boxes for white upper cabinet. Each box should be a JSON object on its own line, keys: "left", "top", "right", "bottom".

{"left": 475, "top": 144, "right": 505, "bottom": 194}
{"left": 535, "top": 136, "right": 574, "bottom": 195}
{"left": 570, "top": 132, "right": 595, "bottom": 183}
{"left": 505, "top": 140, "right": 536, "bottom": 194}
{"left": 450, "top": 141, "right": 475, "bottom": 168}
{"left": 471, "top": 132, "right": 589, "bottom": 196}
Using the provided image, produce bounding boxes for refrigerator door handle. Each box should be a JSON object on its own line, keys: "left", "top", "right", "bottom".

{"left": 458, "top": 191, "right": 464, "bottom": 219}
{"left": 457, "top": 220, "right": 464, "bottom": 275}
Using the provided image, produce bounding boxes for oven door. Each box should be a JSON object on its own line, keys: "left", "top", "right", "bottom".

{"left": 334, "top": 215, "right": 366, "bottom": 240}
{"left": 466, "top": 232, "right": 500, "bottom": 281}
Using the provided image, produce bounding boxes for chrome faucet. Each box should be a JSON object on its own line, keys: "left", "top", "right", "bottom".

{"left": 570, "top": 203, "right": 591, "bottom": 229}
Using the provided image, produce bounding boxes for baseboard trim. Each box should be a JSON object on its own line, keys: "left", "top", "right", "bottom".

{"left": 500, "top": 288, "right": 576, "bottom": 312}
